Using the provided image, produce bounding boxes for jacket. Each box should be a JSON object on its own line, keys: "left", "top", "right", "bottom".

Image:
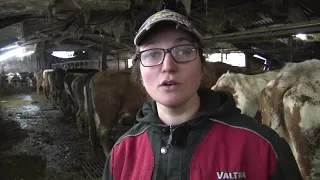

{"left": 102, "top": 88, "right": 302, "bottom": 180}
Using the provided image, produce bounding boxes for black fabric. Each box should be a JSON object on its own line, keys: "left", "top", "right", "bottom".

{"left": 136, "top": 88, "right": 240, "bottom": 180}
{"left": 103, "top": 88, "right": 303, "bottom": 180}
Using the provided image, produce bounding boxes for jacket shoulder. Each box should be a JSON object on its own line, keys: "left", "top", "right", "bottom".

{"left": 113, "top": 123, "right": 151, "bottom": 146}
{"left": 210, "top": 115, "right": 280, "bottom": 155}
{"left": 209, "top": 115, "right": 303, "bottom": 179}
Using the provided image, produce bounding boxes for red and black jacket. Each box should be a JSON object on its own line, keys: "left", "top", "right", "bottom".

{"left": 102, "top": 88, "right": 302, "bottom": 180}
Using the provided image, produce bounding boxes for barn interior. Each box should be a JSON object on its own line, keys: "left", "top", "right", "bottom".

{"left": 1, "top": 0, "right": 320, "bottom": 179}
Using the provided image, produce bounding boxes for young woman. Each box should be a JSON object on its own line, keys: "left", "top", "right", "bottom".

{"left": 102, "top": 9, "right": 302, "bottom": 180}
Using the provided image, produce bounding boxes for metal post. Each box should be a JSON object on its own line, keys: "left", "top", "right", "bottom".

{"left": 101, "top": 43, "right": 107, "bottom": 71}
{"left": 288, "top": 36, "right": 293, "bottom": 62}
{"left": 117, "top": 50, "right": 120, "bottom": 71}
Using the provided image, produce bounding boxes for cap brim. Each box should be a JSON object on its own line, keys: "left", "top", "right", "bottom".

{"left": 134, "top": 18, "right": 202, "bottom": 46}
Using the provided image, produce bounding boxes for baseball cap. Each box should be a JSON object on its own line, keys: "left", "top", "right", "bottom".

{"left": 134, "top": 9, "right": 202, "bottom": 46}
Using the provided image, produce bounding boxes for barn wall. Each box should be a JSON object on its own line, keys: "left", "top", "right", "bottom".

{"left": 3, "top": 54, "right": 37, "bottom": 73}
{"left": 107, "top": 59, "right": 126, "bottom": 70}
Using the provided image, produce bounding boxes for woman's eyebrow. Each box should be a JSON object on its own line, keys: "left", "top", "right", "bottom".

{"left": 174, "top": 37, "right": 193, "bottom": 43}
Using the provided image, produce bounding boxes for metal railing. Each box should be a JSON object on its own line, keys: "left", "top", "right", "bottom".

{"left": 52, "top": 60, "right": 100, "bottom": 70}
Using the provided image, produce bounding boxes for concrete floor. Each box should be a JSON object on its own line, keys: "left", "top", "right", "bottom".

{"left": 0, "top": 92, "right": 105, "bottom": 180}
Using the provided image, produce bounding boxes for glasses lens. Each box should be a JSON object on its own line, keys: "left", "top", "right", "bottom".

{"left": 171, "top": 45, "right": 197, "bottom": 62}
{"left": 141, "top": 49, "right": 164, "bottom": 66}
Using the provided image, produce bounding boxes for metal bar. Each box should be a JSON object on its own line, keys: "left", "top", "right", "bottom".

{"left": 206, "top": 48, "right": 315, "bottom": 54}
{"left": 289, "top": 36, "right": 293, "bottom": 62}
{"left": 203, "top": 19, "right": 320, "bottom": 42}
{"left": 117, "top": 50, "right": 119, "bottom": 71}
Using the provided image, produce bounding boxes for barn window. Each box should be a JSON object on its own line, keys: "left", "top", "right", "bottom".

{"left": 207, "top": 52, "right": 246, "bottom": 67}
{"left": 128, "top": 58, "right": 133, "bottom": 68}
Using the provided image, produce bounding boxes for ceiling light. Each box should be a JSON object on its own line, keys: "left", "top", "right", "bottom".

{"left": 253, "top": 54, "right": 267, "bottom": 61}
{"left": 51, "top": 51, "right": 76, "bottom": 59}
{"left": 295, "top": 33, "right": 307, "bottom": 40}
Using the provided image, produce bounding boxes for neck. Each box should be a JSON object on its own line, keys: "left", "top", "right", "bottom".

{"left": 157, "top": 93, "right": 200, "bottom": 126}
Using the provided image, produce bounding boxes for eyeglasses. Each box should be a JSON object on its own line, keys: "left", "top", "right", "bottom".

{"left": 137, "top": 44, "right": 199, "bottom": 67}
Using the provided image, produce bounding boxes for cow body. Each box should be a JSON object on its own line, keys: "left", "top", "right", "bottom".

{"left": 260, "top": 59, "right": 320, "bottom": 179}
{"left": 63, "top": 69, "right": 99, "bottom": 134}
{"left": 71, "top": 74, "right": 87, "bottom": 134}
{"left": 267, "top": 59, "right": 320, "bottom": 132}
{"left": 87, "top": 69, "right": 148, "bottom": 156}
{"left": 282, "top": 81, "right": 320, "bottom": 179}
{"left": 212, "top": 70, "right": 278, "bottom": 121}
{"left": 34, "top": 70, "right": 43, "bottom": 95}
{"left": 203, "top": 61, "right": 266, "bottom": 88}
{"left": 42, "top": 69, "right": 54, "bottom": 101}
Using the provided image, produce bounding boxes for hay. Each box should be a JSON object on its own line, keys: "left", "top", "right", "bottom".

{"left": 181, "top": 0, "right": 192, "bottom": 15}
{"left": 112, "top": 20, "right": 126, "bottom": 43}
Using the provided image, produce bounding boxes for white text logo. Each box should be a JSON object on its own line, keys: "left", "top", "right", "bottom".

{"left": 216, "top": 172, "right": 246, "bottom": 179}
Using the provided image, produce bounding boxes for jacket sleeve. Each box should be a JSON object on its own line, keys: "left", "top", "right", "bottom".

{"left": 102, "top": 150, "right": 113, "bottom": 180}
{"left": 271, "top": 137, "right": 303, "bottom": 180}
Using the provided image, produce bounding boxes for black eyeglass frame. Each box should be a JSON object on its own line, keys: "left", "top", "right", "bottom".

{"left": 136, "top": 44, "right": 200, "bottom": 67}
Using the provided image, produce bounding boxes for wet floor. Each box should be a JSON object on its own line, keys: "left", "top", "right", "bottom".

{"left": 0, "top": 92, "right": 105, "bottom": 180}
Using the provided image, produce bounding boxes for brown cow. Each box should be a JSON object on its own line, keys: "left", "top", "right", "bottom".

{"left": 212, "top": 70, "right": 278, "bottom": 121}
{"left": 34, "top": 70, "right": 43, "bottom": 95}
{"left": 71, "top": 73, "right": 87, "bottom": 134}
{"left": 86, "top": 69, "right": 148, "bottom": 156}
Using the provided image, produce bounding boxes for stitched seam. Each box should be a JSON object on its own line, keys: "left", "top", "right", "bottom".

{"left": 114, "top": 125, "right": 151, "bottom": 146}
{"left": 209, "top": 118, "right": 278, "bottom": 159}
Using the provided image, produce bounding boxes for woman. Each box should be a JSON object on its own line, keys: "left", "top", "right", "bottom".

{"left": 102, "top": 9, "right": 302, "bottom": 180}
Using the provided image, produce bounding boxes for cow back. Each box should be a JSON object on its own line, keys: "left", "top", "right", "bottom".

{"left": 282, "top": 81, "right": 320, "bottom": 179}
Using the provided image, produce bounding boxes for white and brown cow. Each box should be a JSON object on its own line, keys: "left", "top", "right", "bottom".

{"left": 260, "top": 59, "right": 320, "bottom": 179}
{"left": 212, "top": 70, "right": 279, "bottom": 121}
{"left": 42, "top": 69, "right": 54, "bottom": 101}
{"left": 202, "top": 61, "right": 265, "bottom": 89}
{"left": 262, "top": 59, "right": 320, "bottom": 132}
{"left": 282, "top": 81, "right": 320, "bottom": 179}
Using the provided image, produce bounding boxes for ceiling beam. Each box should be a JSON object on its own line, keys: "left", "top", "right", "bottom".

{"left": 203, "top": 19, "right": 320, "bottom": 42}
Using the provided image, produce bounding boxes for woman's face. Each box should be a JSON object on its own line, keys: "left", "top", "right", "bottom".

{"left": 139, "top": 27, "right": 203, "bottom": 108}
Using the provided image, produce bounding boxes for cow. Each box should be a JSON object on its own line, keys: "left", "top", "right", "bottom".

{"left": 85, "top": 69, "right": 149, "bottom": 156}
{"left": 202, "top": 61, "right": 265, "bottom": 88}
{"left": 71, "top": 74, "right": 87, "bottom": 134}
{"left": 260, "top": 79, "right": 275, "bottom": 127}
{"left": 42, "top": 69, "right": 54, "bottom": 101}
{"left": 260, "top": 59, "right": 320, "bottom": 179}
{"left": 282, "top": 81, "right": 320, "bottom": 179}
{"left": 63, "top": 73, "right": 80, "bottom": 117}
{"left": 263, "top": 59, "right": 320, "bottom": 132}
{"left": 212, "top": 70, "right": 279, "bottom": 121}
{"left": 34, "top": 70, "right": 43, "bottom": 95}
{"left": 52, "top": 68, "right": 66, "bottom": 107}
{"left": 63, "top": 69, "right": 99, "bottom": 132}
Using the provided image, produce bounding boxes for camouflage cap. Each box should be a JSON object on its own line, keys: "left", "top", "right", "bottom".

{"left": 134, "top": 9, "right": 202, "bottom": 46}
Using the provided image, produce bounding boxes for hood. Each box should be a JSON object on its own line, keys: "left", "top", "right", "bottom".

{"left": 136, "top": 88, "right": 241, "bottom": 127}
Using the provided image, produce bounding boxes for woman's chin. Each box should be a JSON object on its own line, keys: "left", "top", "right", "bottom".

{"left": 156, "top": 96, "right": 184, "bottom": 108}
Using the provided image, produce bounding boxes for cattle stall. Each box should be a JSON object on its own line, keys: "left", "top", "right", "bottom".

{"left": 2, "top": 0, "right": 320, "bottom": 179}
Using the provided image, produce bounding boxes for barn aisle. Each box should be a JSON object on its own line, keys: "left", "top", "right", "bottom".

{"left": 0, "top": 92, "right": 105, "bottom": 180}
